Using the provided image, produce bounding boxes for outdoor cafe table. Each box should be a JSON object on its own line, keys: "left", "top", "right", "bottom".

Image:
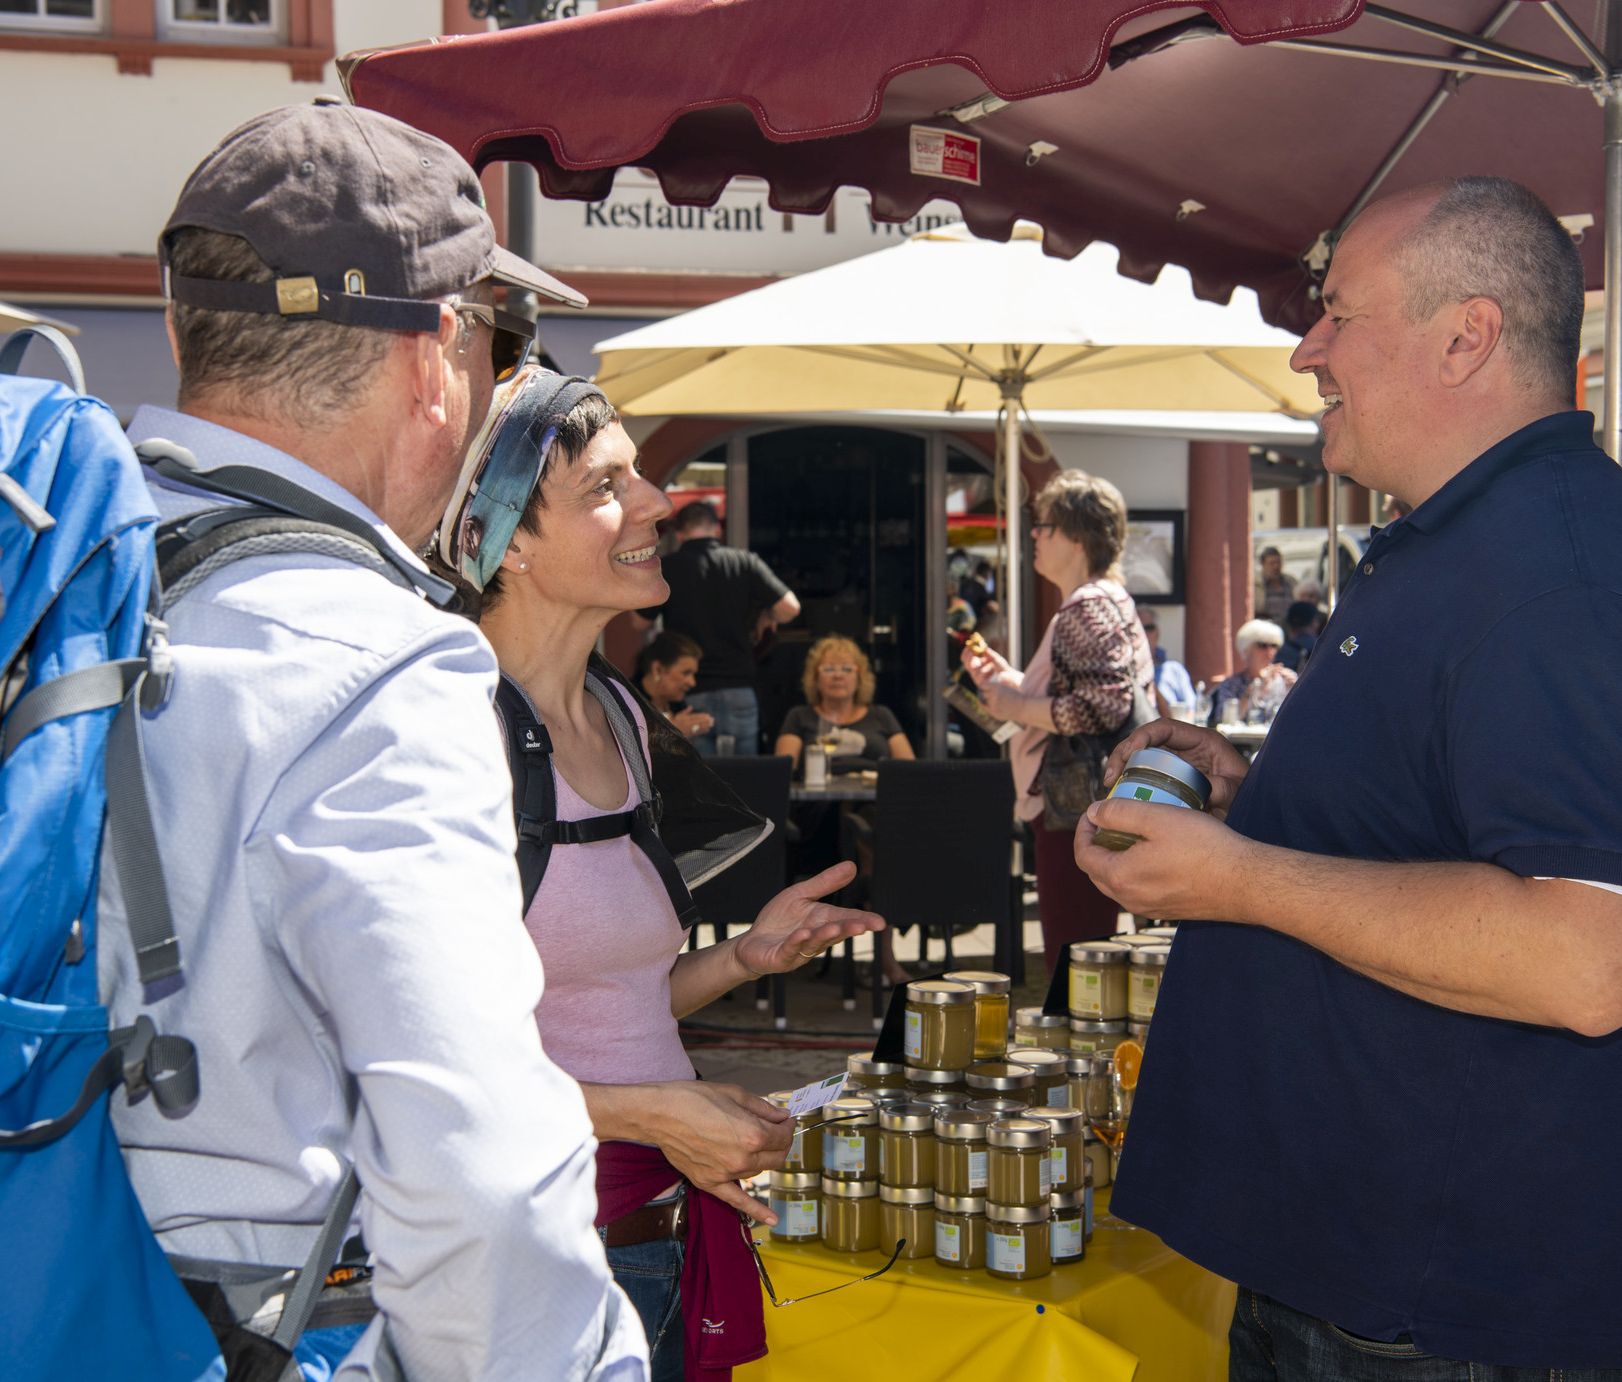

{"left": 737, "top": 1189, "right": 1233, "bottom": 1381}
{"left": 788, "top": 777, "right": 878, "bottom": 803}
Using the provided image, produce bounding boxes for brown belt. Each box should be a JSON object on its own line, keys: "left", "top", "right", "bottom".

{"left": 602, "top": 1192, "right": 689, "bottom": 1248}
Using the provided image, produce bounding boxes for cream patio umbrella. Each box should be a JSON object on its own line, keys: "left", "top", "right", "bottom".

{"left": 594, "top": 223, "right": 1315, "bottom": 664}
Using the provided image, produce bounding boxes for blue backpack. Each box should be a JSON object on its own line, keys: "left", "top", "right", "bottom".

{"left": 0, "top": 329, "right": 368, "bottom": 1380}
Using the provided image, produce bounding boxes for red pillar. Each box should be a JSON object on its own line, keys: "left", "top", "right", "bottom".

{"left": 1186, "top": 442, "right": 1252, "bottom": 685}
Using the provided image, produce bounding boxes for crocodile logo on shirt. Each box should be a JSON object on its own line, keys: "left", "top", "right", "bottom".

{"left": 1340, "top": 635, "right": 1359, "bottom": 657}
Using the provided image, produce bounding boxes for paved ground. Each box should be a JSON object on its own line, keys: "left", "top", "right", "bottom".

{"left": 681, "top": 901, "right": 1125, "bottom": 1096}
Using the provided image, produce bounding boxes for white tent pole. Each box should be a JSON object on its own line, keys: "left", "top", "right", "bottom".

{"left": 1325, "top": 469, "right": 1341, "bottom": 613}
{"left": 1002, "top": 384, "right": 1024, "bottom": 667}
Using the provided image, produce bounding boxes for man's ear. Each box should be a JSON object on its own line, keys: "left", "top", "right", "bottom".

{"left": 1439, "top": 296, "right": 1504, "bottom": 388}
{"left": 411, "top": 303, "right": 458, "bottom": 427}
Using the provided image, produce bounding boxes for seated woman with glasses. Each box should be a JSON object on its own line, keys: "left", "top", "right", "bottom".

{"left": 634, "top": 630, "right": 714, "bottom": 739}
{"left": 1209, "top": 618, "right": 1298, "bottom": 726}
{"left": 773, "top": 636, "right": 915, "bottom": 777}
{"left": 773, "top": 636, "right": 915, "bottom": 986}
{"left": 439, "top": 367, "right": 884, "bottom": 1382}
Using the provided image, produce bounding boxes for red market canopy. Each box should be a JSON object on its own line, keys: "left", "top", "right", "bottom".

{"left": 343, "top": 0, "right": 1621, "bottom": 449}
{"left": 341, "top": 0, "right": 1368, "bottom": 331}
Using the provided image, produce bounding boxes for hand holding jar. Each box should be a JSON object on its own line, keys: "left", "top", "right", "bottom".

{"left": 1098, "top": 718, "right": 1252, "bottom": 817}
{"left": 1073, "top": 795, "right": 1263, "bottom": 923}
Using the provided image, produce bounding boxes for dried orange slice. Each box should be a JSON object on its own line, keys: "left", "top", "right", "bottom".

{"left": 1114, "top": 1038, "right": 1144, "bottom": 1092}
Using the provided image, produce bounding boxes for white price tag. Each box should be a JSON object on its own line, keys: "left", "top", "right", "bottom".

{"left": 784, "top": 1072, "right": 847, "bottom": 1118}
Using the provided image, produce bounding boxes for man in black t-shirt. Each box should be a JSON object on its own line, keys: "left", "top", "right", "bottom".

{"left": 637, "top": 501, "right": 799, "bottom": 754}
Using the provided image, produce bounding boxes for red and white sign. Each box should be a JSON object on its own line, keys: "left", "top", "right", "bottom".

{"left": 909, "top": 125, "right": 982, "bottom": 185}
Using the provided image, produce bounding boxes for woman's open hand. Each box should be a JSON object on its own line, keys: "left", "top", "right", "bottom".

{"left": 733, "top": 862, "right": 885, "bottom": 977}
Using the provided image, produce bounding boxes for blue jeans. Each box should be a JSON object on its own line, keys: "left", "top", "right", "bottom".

{"left": 1229, "top": 1287, "right": 1622, "bottom": 1381}
{"left": 687, "top": 687, "right": 760, "bottom": 756}
{"left": 604, "top": 1234, "right": 685, "bottom": 1382}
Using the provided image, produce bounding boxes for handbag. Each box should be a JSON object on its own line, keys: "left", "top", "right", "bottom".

{"left": 1038, "top": 593, "right": 1156, "bottom": 830}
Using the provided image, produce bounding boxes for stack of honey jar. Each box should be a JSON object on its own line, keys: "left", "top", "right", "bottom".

{"left": 763, "top": 964, "right": 1135, "bottom": 1281}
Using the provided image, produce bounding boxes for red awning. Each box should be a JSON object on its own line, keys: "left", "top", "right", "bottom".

{"left": 342, "top": 0, "right": 1607, "bottom": 334}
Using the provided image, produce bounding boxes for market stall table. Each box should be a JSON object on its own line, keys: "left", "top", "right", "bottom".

{"left": 738, "top": 1189, "right": 1233, "bottom": 1381}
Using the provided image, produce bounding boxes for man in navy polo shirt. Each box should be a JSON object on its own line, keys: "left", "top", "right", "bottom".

{"left": 1077, "top": 177, "right": 1622, "bottom": 1378}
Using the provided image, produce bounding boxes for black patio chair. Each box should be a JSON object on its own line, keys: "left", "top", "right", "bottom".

{"left": 687, "top": 754, "right": 793, "bottom": 1026}
{"left": 868, "top": 759, "right": 1020, "bottom": 1025}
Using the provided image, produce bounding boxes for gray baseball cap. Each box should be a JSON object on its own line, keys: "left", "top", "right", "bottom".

{"left": 161, "top": 97, "right": 585, "bottom": 330}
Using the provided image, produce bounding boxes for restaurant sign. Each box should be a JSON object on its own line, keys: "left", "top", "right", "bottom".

{"left": 536, "top": 168, "right": 965, "bottom": 275}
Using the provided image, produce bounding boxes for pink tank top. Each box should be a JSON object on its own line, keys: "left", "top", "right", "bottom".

{"left": 517, "top": 688, "right": 695, "bottom": 1086}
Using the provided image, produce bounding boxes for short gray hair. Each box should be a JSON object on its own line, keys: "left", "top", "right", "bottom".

{"left": 1393, "top": 177, "right": 1584, "bottom": 398}
{"left": 167, "top": 226, "right": 397, "bottom": 429}
{"left": 1235, "top": 618, "right": 1284, "bottom": 659}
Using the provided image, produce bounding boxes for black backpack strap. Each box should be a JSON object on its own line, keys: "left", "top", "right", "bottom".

{"left": 585, "top": 668, "right": 699, "bottom": 929}
{"left": 496, "top": 674, "right": 557, "bottom": 914}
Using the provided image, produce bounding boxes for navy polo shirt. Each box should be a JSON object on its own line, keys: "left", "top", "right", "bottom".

{"left": 1113, "top": 412, "right": 1622, "bottom": 1369}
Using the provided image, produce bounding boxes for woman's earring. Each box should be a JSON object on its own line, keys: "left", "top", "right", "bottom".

{"left": 517, "top": 561, "right": 530, "bottom": 572}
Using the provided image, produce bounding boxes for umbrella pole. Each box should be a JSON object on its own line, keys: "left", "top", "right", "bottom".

{"left": 1606, "top": 79, "right": 1622, "bottom": 460}
{"left": 1001, "top": 385, "right": 1024, "bottom": 667}
{"left": 1325, "top": 470, "right": 1340, "bottom": 614}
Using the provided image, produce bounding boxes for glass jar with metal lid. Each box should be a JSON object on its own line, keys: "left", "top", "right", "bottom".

{"left": 766, "top": 1091, "right": 823, "bottom": 1175}
{"left": 1013, "top": 1006, "right": 1071, "bottom": 1050}
{"left": 932, "top": 1108, "right": 994, "bottom": 1195}
{"left": 866, "top": 1085, "right": 911, "bottom": 1109}
{"left": 879, "top": 1184, "right": 935, "bottom": 1259}
{"left": 967, "top": 1096, "right": 1030, "bottom": 1118}
{"left": 1065, "top": 1052, "right": 1091, "bottom": 1111}
{"left": 1068, "top": 940, "right": 1132, "bottom": 1021}
{"left": 846, "top": 1052, "right": 903, "bottom": 1090}
{"left": 1081, "top": 1121, "right": 1111, "bottom": 1192}
{"left": 911, "top": 1088, "right": 970, "bottom": 1115}
{"left": 986, "top": 1202, "right": 1053, "bottom": 1280}
{"left": 1009, "top": 1048, "right": 1068, "bottom": 1107}
{"left": 904, "top": 1065, "right": 966, "bottom": 1097}
{"left": 941, "top": 969, "right": 1011, "bottom": 1060}
{"left": 1091, "top": 747, "right": 1211, "bottom": 851}
{"left": 822, "top": 1095, "right": 879, "bottom": 1181}
{"left": 1128, "top": 946, "right": 1171, "bottom": 1021}
{"left": 1049, "top": 1190, "right": 1085, "bottom": 1264}
{"left": 1128, "top": 1020, "right": 1151, "bottom": 1048}
{"left": 1068, "top": 1018, "right": 1128, "bottom": 1055}
{"left": 1140, "top": 924, "right": 1178, "bottom": 942}
{"left": 1116, "top": 932, "right": 1171, "bottom": 949}
{"left": 903, "top": 979, "right": 977, "bottom": 1070}
{"left": 1027, "top": 1106, "right": 1085, "bottom": 1194}
{"left": 965, "top": 1060, "right": 1037, "bottom": 1100}
{"left": 767, "top": 1171, "right": 821, "bottom": 1242}
{"left": 933, "top": 1191, "right": 987, "bottom": 1269}
{"left": 1082, "top": 1155, "right": 1096, "bottom": 1238}
{"left": 820, "top": 1177, "right": 880, "bottom": 1253}
{"left": 987, "top": 1117, "right": 1052, "bottom": 1208}
{"left": 878, "top": 1102, "right": 936, "bottom": 1189}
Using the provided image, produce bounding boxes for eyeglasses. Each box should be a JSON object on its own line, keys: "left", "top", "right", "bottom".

{"left": 819, "top": 664, "right": 858, "bottom": 675}
{"left": 738, "top": 1210, "right": 905, "bottom": 1307}
{"left": 449, "top": 299, "right": 536, "bottom": 382}
{"left": 1030, "top": 522, "right": 1057, "bottom": 538}
{"left": 1253, "top": 642, "right": 1280, "bottom": 650}
{"left": 1141, "top": 624, "right": 1158, "bottom": 634}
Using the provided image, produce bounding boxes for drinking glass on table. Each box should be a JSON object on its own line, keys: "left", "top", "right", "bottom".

{"left": 1084, "top": 1049, "right": 1137, "bottom": 1231}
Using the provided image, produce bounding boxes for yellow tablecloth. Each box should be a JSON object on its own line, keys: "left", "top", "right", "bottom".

{"left": 736, "top": 1191, "right": 1234, "bottom": 1382}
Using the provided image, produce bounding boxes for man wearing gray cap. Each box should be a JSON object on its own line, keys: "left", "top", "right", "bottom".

{"left": 97, "top": 100, "right": 646, "bottom": 1379}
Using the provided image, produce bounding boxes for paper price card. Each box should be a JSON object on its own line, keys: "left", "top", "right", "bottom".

{"left": 785, "top": 1072, "right": 847, "bottom": 1118}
